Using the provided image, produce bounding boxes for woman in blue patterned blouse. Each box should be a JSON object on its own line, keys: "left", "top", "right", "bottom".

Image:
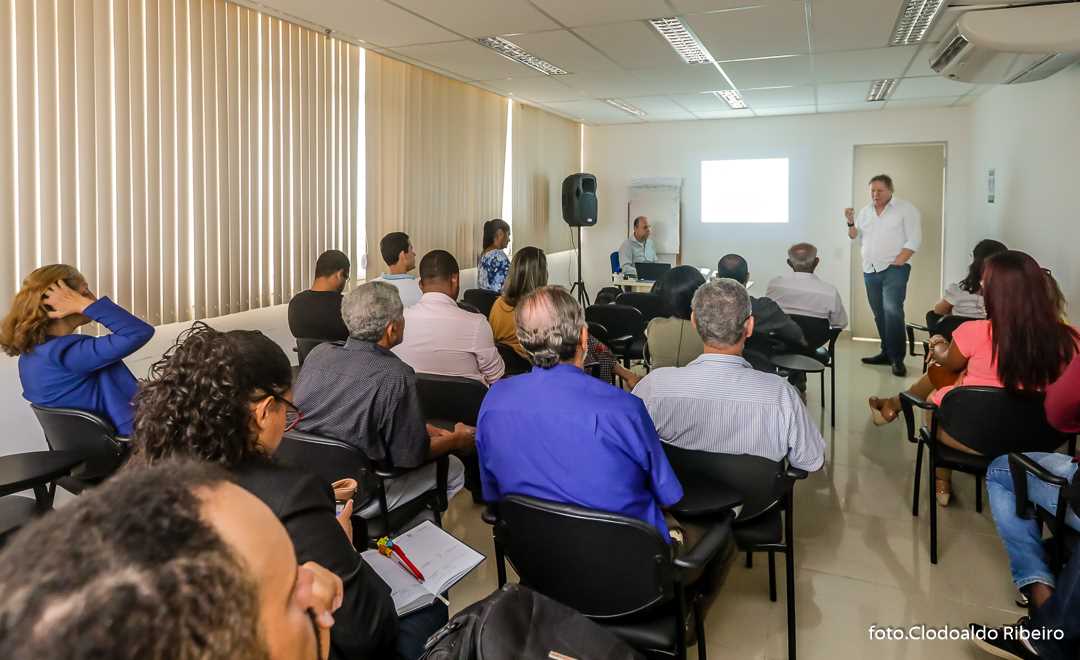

{"left": 477, "top": 218, "right": 511, "bottom": 292}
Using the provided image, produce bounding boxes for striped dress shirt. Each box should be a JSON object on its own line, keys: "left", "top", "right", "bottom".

{"left": 632, "top": 353, "right": 825, "bottom": 471}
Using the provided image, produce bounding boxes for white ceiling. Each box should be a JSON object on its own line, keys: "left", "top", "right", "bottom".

{"left": 254, "top": 0, "right": 987, "bottom": 124}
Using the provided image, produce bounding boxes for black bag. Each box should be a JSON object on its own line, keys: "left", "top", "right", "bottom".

{"left": 420, "top": 584, "right": 643, "bottom": 660}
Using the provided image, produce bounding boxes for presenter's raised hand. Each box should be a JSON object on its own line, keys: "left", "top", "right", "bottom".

{"left": 844, "top": 208, "right": 855, "bottom": 224}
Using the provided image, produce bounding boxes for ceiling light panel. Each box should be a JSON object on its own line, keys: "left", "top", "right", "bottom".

{"left": 713, "top": 89, "right": 748, "bottom": 109}
{"left": 649, "top": 17, "right": 715, "bottom": 64}
{"left": 476, "top": 36, "right": 568, "bottom": 75}
{"left": 603, "top": 98, "right": 648, "bottom": 118}
{"left": 866, "top": 78, "right": 898, "bottom": 102}
{"left": 890, "top": 0, "right": 946, "bottom": 45}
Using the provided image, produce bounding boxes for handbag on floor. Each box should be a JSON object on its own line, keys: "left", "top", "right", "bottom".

{"left": 419, "top": 584, "right": 642, "bottom": 660}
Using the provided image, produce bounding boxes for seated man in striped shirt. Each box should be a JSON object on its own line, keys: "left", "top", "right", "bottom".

{"left": 632, "top": 278, "right": 825, "bottom": 472}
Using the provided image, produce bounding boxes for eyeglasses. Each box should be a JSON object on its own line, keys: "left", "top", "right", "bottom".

{"left": 276, "top": 395, "right": 303, "bottom": 433}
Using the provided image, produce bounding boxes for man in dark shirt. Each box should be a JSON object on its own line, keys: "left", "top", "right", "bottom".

{"left": 293, "top": 281, "right": 472, "bottom": 517}
{"left": 288, "top": 250, "right": 351, "bottom": 341}
{"left": 715, "top": 253, "right": 806, "bottom": 373}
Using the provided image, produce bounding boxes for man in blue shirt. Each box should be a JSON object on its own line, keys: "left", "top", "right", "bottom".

{"left": 476, "top": 285, "right": 683, "bottom": 538}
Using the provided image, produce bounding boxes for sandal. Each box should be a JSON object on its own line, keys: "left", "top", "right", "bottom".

{"left": 936, "top": 478, "right": 952, "bottom": 507}
{"left": 868, "top": 396, "right": 900, "bottom": 426}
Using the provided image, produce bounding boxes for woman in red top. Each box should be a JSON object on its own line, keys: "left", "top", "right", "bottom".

{"left": 869, "top": 251, "right": 1078, "bottom": 504}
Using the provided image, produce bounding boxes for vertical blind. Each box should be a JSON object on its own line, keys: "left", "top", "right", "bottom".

{"left": 511, "top": 102, "right": 581, "bottom": 255}
{"left": 365, "top": 50, "right": 506, "bottom": 279}
{"left": 0, "top": 0, "right": 363, "bottom": 323}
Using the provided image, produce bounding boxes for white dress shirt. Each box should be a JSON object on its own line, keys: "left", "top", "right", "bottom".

{"left": 632, "top": 354, "right": 825, "bottom": 471}
{"left": 372, "top": 273, "right": 423, "bottom": 307}
{"left": 943, "top": 282, "right": 986, "bottom": 318}
{"left": 853, "top": 197, "right": 922, "bottom": 273}
{"left": 765, "top": 272, "right": 848, "bottom": 329}
{"left": 392, "top": 292, "right": 505, "bottom": 385}
{"left": 617, "top": 237, "right": 657, "bottom": 277}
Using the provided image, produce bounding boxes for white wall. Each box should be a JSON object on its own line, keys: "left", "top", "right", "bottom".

{"left": 581, "top": 108, "right": 975, "bottom": 315}
{"left": 968, "top": 64, "right": 1080, "bottom": 313}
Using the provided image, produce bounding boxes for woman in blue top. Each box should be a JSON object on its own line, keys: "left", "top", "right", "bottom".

{"left": 0, "top": 264, "right": 154, "bottom": 437}
{"left": 477, "top": 218, "right": 511, "bottom": 293}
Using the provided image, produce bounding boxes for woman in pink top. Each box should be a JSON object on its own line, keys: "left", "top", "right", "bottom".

{"left": 869, "top": 251, "right": 1078, "bottom": 504}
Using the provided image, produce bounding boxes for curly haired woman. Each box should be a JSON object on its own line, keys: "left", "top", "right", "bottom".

{"left": 0, "top": 264, "right": 153, "bottom": 436}
{"left": 128, "top": 323, "right": 444, "bottom": 660}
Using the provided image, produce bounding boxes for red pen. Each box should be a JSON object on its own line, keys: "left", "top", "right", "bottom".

{"left": 392, "top": 544, "right": 425, "bottom": 582}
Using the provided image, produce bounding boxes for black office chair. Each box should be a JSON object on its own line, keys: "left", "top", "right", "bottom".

{"left": 616, "top": 292, "right": 666, "bottom": 326}
{"left": 1008, "top": 452, "right": 1080, "bottom": 584}
{"left": 585, "top": 304, "right": 645, "bottom": 368}
{"left": 497, "top": 343, "right": 532, "bottom": 376}
{"left": 595, "top": 286, "right": 622, "bottom": 305}
{"left": 277, "top": 430, "right": 450, "bottom": 543}
{"left": 905, "top": 316, "right": 976, "bottom": 371}
{"left": 0, "top": 450, "right": 88, "bottom": 547}
{"left": 899, "top": 386, "right": 1070, "bottom": 564}
{"left": 457, "top": 301, "right": 481, "bottom": 315}
{"left": 491, "top": 495, "right": 736, "bottom": 660}
{"left": 663, "top": 446, "right": 807, "bottom": 660}
{"left": 30, "top": 405, "right": 127, "bottom": 495}
{"left": 415, "top": 373, "right": 487, "bottom": 502}
{"left": 462, "top": 288, "right": 500, "bottom": 318}
{"left": 295, "top": 338, "right": 343, "bottom": 367}
{"left": 790, "top": 315, "right": 841, "bottom": 427}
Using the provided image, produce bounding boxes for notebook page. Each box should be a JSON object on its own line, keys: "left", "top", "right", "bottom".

{"left": 360, "top": 550, "right": 431, "bottom": 614}
{"left": 392, "top": 520, "right": 484, "bottom": 596}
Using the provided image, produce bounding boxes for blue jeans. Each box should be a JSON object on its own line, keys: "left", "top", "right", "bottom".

{"left": 1027, "top": 545, "right": 1080, "bottom": 659}
{"left": 396, "top": 600, "right": 448, "bottom": 659}
{"left": 986, "top": 452, "right": 1080, "bottom": 590}
{"left": 863, "top": 264, "right": 910, "bottom": 362}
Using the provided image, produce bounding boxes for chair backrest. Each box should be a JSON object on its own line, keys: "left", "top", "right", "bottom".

{"left": 935, "top": 315, "right": 974, "bottom": 341}
{"left": 594, "top": 287, "right": 621, "bottom": 306}
{"left": 462, "top": 288, "right": 500, "bottom": 318}
{"left": 415, "top": 373, "right": 488, "bottom": 426}
{"left": 585, "top": 304, "right": 644, "bottom": 340}
{"left": 937, "top": 386, "right": 1067, "bottom": 457}
{"left": 587, "top": 321, "right": 609, "bottom": 345}
{"left": 497, "top": 343, "right": 532, "bottom": 376}
{"left": 494, "top": 495, "right": 675, "bottom": 619}
{"left": 277, "top": 430, "right": 377, "bottom": 505}
{"left": 30, "top": 405, "right": 124, "bottom": 481}
{"left": 789, "top": 315, "right": 831, "bottom": 352}
{"left": 615, "top": 292, "right": 666, "bottom": 326}
{"left": 295, "top": 338, "right": 342, "bottom": 367}
{"left": 662, "top": 445, "right": 789, "bottom": 521}
{"left": 610, "top": 251, "right": 620, "bottom": 274}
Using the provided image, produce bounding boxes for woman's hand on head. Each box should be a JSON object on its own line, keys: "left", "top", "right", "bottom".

{"left": 42, "top": 280, "right": 94, "bottom": 318}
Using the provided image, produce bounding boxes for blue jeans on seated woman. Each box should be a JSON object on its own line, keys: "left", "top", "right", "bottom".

{"left": 986, "top": 452, "right": 1080, "bottom": 590}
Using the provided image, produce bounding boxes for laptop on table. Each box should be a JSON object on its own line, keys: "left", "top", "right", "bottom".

{"left": 634, "top": 262, "right": 671, "bottom": 282}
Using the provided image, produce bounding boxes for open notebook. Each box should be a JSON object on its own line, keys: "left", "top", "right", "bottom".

{"left": 361, "top": 521, "right": 485, "bottom": 616}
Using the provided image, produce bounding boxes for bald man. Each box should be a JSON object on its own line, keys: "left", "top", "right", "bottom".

{"left": 617, "top": 216, "right": 657, "bottom": 278}
{"left": 765, "top": 242, "right": 848, "bottom": 336}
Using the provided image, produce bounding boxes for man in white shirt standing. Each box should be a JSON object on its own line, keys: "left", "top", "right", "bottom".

{"left": 372, "top": 232, "right": 422, "bottom": 307}
{"left": 393, "top": 250, "right": 505, "bottom": 386}
{"left": 845, "top": 174, "right": 921, "bottom": 377}
{"left": 765, "top": 242, "right": 848, "bottom": 338}
{"left": 617, "top": 216, "right": 658, "bottom": 278}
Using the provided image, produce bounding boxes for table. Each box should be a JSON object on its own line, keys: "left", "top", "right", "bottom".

{"left": 610, "top": 276, "right": 657, "bottom": 291}
{"left": 0, "top": 450, "right": 88, "bottom": 540}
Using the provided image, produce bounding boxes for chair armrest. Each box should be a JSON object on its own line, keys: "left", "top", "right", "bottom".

{"left": 906, "top": 323, "right": 929, "bottom": 332}
{"left": 668, "top": 481, "right": 743, "bottom": 519}
{"left": 374, "top": 454, "right": 449, "bottom": 481}
{"left": 899, "top": 391, "right": 937, "bottom": 444}
{"left": 481, "top": 505, "right": 497, "bottom": 526}
{"left": 785, "top": 466, "right": 809, "bottom": 481}
{"left": 1008, "top": 452, "right": 1069, "bottom": 520}
{"left": 674, "top": 515, "right": 734, "bottom": 572}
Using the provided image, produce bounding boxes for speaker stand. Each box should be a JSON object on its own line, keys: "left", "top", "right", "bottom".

{"left": 569, "top": 226, "right": 591, "bottom": 308}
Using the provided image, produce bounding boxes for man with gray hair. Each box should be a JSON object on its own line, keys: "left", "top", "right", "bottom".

{"left": 633, "top": 278, "right": 825, "bottom": 472}
{"left": 294, "top": 281, "right": 471, "bottom": 517}
{"left": 475, "top": 286, "right": 686, "bottom": 539}
{"left": 765, "top": 242, "right": 848, "bottom": 334}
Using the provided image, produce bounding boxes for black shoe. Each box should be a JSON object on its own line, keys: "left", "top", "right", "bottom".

{"left": 862, "top": 353, "right": 891, "bottom": 365}
{"left": 891, "top": 362, "right": 907, "bottom": 377}
{"left": 969, "top": 621, "right": 1040, "bottom": 659}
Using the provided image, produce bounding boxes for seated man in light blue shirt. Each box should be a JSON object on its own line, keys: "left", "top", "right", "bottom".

{"left": 372, "top": 232, "right": 422, "bottom": 307}
{"left": 633, "top": 278, "right": 825, "bottom": 473}
{"left": 617, "top": 216, "right": 658, "bottom": 278}
{"left": 476, "top": 285, "right": 684, "bottom": 539}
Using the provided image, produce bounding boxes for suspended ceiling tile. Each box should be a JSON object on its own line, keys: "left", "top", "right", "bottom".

{"left": 558, "top": 71, "right": 654, "bottom": 98}
{"left": 573, "top": 20, "right": 685, "bottom": 69}
{"left": 721, "top": 55, "right": 814, "bottom": 89}
{"left": 811, "top": 0, "right": 906, "bottom": 53}
{"left": 507, "top": 30, "right": 619, "bottom": 74}
{"left": 527, "top": 0, "right": 673, "bottom": 27}
{"left": 389, "top": 0, "right": 559, "bottom": 37}
{"left": 693, "top": 108, "right": 756, "bottom": 119}
{"left": 666, "top": 92, "right": 735, "bottom": 113}
{"left": 813, "top": 46, "right": 917, "bottom": 84}
{"left": 264, "top": 0, "right": 459, "bottom": 47}
{"left": 687, "top": 4, "right": 810, "bottom": 62}
{"left": 883, "top": 97, "right": 962, "bottom": 110}
{"left": 816, "top": 102, "right": 883, "bottom": 114}
{"left": 392, "top": 40, "right": 544, "bottom": 80}
{"left": 753, "top": 105, "right": 819, "bottom": 117}
{"left": 479, "top": 75, "right": 582, "bottom": 102}
{"left": 630, "top": 64, "right": 733, "bottom": 95}
{"left": 890, "top": 76, "right": 975, "bottom": 99}
{"left": 543, "top": 99, "right": 646, "bottom": 123}
{"left": 742, "top": 85, "right": 815, "bottom": 108}
{"left": 816, "top": 80, "right": 873, "bottom": 105}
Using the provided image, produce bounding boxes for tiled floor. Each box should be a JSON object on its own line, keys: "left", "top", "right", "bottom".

{"left": 441, "top": 339, "right": 1025, "bottom": 659}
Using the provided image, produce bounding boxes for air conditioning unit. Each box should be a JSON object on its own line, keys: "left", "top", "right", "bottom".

{"left": 930, "top": 2, "right": 1080, "bottom": 84}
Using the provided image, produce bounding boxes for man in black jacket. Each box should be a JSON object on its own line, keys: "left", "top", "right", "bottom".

{"left": 715, "top": 253, "right": 806, "bottom": 373}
